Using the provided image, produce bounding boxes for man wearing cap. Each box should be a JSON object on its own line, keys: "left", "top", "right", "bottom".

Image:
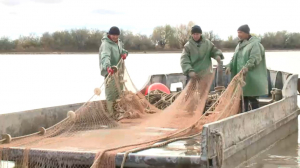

{"left": 99, "top": 26, "right": 128, "bottom": 117}
{"left": 226, "top": 24, "right": 268, "bottom": 112}
{"left": 181, "top": 25, "right": 224, "bottom": 84}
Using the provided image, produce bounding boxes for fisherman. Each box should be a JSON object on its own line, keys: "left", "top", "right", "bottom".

{"left": 99, "top": 26, "right": 128, "bottom": 117}
{"left": 180, "top": 25, "right": 224, "bottom": 84}
{"left": 226, "top": 24, "right": 268, "bottom": 112}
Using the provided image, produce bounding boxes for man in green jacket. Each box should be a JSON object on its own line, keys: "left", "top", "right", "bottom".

{"left": 226, "top": 24, "right": 268, "bottom": 112}
{"left": 180, "top": 25, "right": 224, "bottom": 84}
{"left": 99, "top": 26, "right": 128, "bottom": 116}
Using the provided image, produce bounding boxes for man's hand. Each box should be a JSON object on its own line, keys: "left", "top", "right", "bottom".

{"left": 225, "top": 67, "right": 231, "bottom": 75}
{"left": 121, "top": 53, "right": 127, "bottom": 60}
{"left": 188, "top": 71, "right": 196, "bottom": 78}
{"left": 216, "top": 56, "right": 221, "bottom": 64}
{"left": 107, "top": 67, "right": 114, "bottom": 75}
{"left": 242, "top": 67, "right": 248, "bottom": 75}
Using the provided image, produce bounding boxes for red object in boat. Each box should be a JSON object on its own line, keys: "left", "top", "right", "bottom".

{"left": 145, "top": 83, "right": 170, "bottom": 95}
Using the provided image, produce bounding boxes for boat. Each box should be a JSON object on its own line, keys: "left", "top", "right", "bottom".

{"left": 0, "top": 62, "right": 299, "bottom": 168}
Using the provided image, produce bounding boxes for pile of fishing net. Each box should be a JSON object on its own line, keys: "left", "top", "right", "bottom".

{"left": 0, "top": 60, "right": 245, "bottom": 168}
{"left": 145, "top": 89, "right": 181, "bottom": 110}
{"left": 145, "top": 88, "right": 225, "bottom": 111}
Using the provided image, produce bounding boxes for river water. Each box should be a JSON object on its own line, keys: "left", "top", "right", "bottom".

{"left": 0, "top": 51, "right": 299, "bottom": 167}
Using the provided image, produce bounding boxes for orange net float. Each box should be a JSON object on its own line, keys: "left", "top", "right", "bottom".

{"left": 145, "top": 83, "right": 170, "bottom": 95}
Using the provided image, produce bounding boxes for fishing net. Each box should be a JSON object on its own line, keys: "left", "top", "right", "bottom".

{"left": 145, "top": 90, "right": 181, "bottom": 110}
{"left": 0, "top": 59, "right": 245, "bottom": 168}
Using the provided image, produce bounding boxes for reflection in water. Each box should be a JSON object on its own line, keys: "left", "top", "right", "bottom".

{"left": 236, "top": 97, "right": 300, "bottom": 168}
{"left": 240, "top": 132, "right": 299, "bottom": 168}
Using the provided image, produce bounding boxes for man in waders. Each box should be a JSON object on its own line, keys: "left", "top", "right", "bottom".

{"left": 180, "top": 25, "right": 224, "bottom": 84}
{"left": 226, "top": 24, "right": 268, "bottom": 112}
{"left": 99, "top": 26, "right": 128, "bottom": 117}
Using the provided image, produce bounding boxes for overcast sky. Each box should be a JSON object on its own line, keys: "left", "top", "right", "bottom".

{"left": 0, "top": 0, "right": 300, "bottom": 40}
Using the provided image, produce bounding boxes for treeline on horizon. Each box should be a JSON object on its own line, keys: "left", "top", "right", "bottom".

{"left": 1, "top": 21, "right": 300, "bottom": 52}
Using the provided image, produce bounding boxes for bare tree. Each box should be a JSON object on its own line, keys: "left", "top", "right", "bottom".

{"left": 203, "top": 31, "right": 220, "bottom": 42}
{"left": 151, "top": 26, "right": 166, "bottom": 48}
{"left": 176, "top": 21, "right": 195, "bottom": 47}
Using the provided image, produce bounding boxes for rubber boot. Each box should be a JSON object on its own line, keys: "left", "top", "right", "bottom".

{"left": 106, "top": 101, "right": 115, "bottom": 118}
{"left": 250, "top": 97, "right": 259, "bottom": 110}
{"left": 242, "top": 97, "right": 250, "bottom": 113}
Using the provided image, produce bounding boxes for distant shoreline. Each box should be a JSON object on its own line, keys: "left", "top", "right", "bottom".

{"left": 1, "top": 49, "right": 300, "bottom": 55}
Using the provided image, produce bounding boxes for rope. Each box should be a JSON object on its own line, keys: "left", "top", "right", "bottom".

{"left": 100, "top": 59, "right": 124, "bottom": 89}
{"left": 146, "top": 90, "right": 181, "bottom": 110}
{"left": 241, "top": 73, "right": 245, "bottom": 113}
{"left": 211, "top": 130, "right": 225, "bottom": 168}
